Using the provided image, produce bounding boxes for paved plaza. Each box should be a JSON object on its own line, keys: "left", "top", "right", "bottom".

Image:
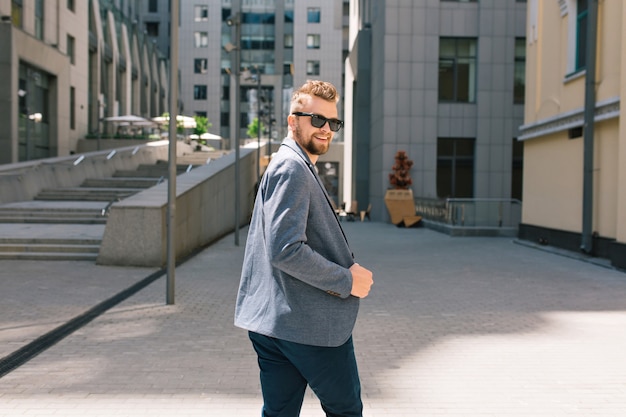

{"left": 1, "top": 221, "right": 625, "bottom": 416}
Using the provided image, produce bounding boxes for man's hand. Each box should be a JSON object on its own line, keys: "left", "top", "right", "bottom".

{"left": 349, "top": 263, "right": 373, "bottom": 298}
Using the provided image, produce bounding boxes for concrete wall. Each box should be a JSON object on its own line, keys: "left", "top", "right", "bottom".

{"left": 97, "top": 147, "right": 258, "bottom": 267}
{"left": 0, "top": 141, "right": 172, "bottom": 205}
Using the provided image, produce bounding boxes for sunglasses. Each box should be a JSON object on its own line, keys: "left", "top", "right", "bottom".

{"left": 292, "top": 112, "right": 344, "bottom": 132}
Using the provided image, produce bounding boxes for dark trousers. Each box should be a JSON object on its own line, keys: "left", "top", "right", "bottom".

{"left": 249, "top": 331, "right": 363, "bottom": 417}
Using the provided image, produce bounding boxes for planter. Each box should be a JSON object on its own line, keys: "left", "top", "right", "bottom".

{"left": 384, "top": 189, "right": 421, "bottom": 226}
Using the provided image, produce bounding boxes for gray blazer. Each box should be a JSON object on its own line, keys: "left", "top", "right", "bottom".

{"left": 234, "top": 137, "right": 359, "bottom": 347}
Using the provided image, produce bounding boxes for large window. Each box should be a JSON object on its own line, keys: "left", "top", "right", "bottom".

{"left": 194, "top": 58, "right": 208, "bottom": 74}
{"left": 195, "top": 5, "right": 208, "bottom": 21}
{"left": 145, "top": 22, "right": 159, "bottom": 38}
{"left": 67, "top": 35, "right": 75, "bottom": 64}
{"left": 148, "top": 0, "right": 158, "bottom": 13}
{"left": 307, "top": 34, "right": 320, "bottom": 49}
{"left": 70, "top": 86, "right": 75, "bottom": 130}
{"left": 194, "top": 85, "right": 207, "bottom": 100}
{"left": 12, "top": 0, "right": 23, "bottom": 28}
{"left": 514, "top": 38, "right": 526, "bottom": 104}
{"left": 437, "top": 138, "right": 475, "bottom": 198}
{"left": 306, "top": 60, "right": 320, "bottom": 76}
{"left": 307, "top": 7, "right": 321, "bottom": 23}
{"left": 575, "top": 0, "right": 588, "bottom": 71}
{"left": 438, "top": 38, "right": 477, "bottom": 103}
{"left": 35, "top": 0, "right": 44, "bottom": 40}
{"left": 194, "top": 32, "right": 208, "bottom": 48}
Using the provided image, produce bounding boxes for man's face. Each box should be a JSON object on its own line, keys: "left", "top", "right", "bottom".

{"left": 289, "top": 96, "right": 338, "bottom": 161}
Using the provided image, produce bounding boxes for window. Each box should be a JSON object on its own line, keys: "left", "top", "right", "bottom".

{"left": 194, "top": 85, "right": 207, "bottom": 100}
{"left": 306, "top": 60, "right": 320, "bottom": 76}
{"left": 148, "top": 0, "right": 157, "bottom": 13}
{"left": 67, "top": 35, "right": 75, "bottom": 64}
{"left": 194, "top": 32, "right": 209, "bottom": 48}
{"left": 67, "top": 0, "right": 74, "bottom": 12}
{"left": 221, "top": 112, "right": 229, "bottom": 127}
{"left": 70, "top": 86, "right": 75, "bottom": 130}
{"left": 575, "top": 0, "right": 588, "bottom": 71}
{"left": 437, "top": 138, "right": 475, "bottom": 198}
{"left": 438, "top": 37, "right": 477, "bottom": 103}
{"left": 284, "top": 34, "right": 293, "bottom": 48}
{"left": 307, "top": 7, "right": 321, "bottom": 23}
{"left": 35, "top": 0, "right": 43, "bottom": 40}
{"left": 195, "top": 111, "right": 207, "bottom": 118}
{"left": 145, "top": 22, "right": 159, "bottom": 38}
{"left": 511, "top": 138, "right": 523, "bottom": 201}
{"left": 194, "top": 58, "right": 208, "bottom": 74}
{"left": 441, "top": 0, "right": 476, "bottom": 2}
{"left": 306, "top": 34, "right": 320, "bottom": 49}
{"left": 514, "top": 38, "right": 525, "bottom": 104}
{"left": 12, "top": 0, "right": 23, "bottom": 28}
{"left": 195, "top": 5, "right": 208, "bottom": 21}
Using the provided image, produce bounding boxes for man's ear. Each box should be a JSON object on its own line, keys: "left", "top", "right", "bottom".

{"left": 287, "top": 114, "right": 295, "bottom": 131}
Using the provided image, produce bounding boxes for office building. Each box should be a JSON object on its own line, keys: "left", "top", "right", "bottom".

{"left": 346, "top": 0, "right": 527, "bottom": 222}
{"left": 0, "top": 0, "right": 172, "bottom": 164}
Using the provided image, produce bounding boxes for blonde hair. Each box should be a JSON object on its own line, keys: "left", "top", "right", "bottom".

{"left": 290, "top": 80, "right": 339, "bottom": 113}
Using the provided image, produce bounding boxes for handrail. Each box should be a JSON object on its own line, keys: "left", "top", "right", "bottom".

{"left": 445, "top": 198, "right": 522, "bottom": 228}
{"left": 156, "top": 175, "right": 165, "bottom": 185}
{"left": 101, "top": 198, "right": 121, "bottom": 216}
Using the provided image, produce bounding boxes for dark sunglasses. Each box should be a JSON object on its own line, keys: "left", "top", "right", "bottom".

{"left": 292, "top": 112, "right": 344, "bottom": 132}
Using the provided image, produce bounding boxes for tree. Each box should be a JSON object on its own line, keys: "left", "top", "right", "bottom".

{"left": 193, "top": 115, "right": 211, "bottom": 136}
{"left": 247, "top": 117, "right": 264, "bottom": 139}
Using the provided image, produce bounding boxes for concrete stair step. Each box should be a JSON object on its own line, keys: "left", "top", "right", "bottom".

{"left": 0, "top": 216, "right": 106, "bottom": 224}
{"left": 0, "top": 243, "right": 100, "bottom": 253}
{"left": 0, "top": 207, "right": 103, "bottom": 215}
{"left": 81, "top": 178, "right": 160, "bottom": 188}
{"left": 0, "top": 237, "right": 102, "bottom": 245}
{"left": 0, "top": 251, "right": 98, "bottom": 261}
{"left": 34, "top": 187, "right": 141, "bottom": 201}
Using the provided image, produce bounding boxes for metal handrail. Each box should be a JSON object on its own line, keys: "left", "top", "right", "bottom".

{"left": 101, "top": 198, "right": 121, "bottom": 216}
{"left": 445, "top": 198, "right": 522, "bottom": 228}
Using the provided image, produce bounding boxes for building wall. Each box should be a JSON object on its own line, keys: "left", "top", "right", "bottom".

{"left": 619, "top": 3, "right": 626, "bottom": 245}
{"left": 520, "top": 0, "right": 625, "bottom": 266}
{"left": 349, "top": 0, "right": 526, "bottom": 221}
{"left": 0, "top": 0, "right": 172, "bottom": 164}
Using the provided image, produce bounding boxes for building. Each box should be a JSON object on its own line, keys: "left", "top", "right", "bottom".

{"left": 518, "top": 0, "right": 626, "bottom": 269}
{"left": 0, "top": 0, "right": 172, "bottom": 164}
{"left": 346, "top": 0, "right": 527, "bottom": 223}
{"left": 175, "top": 0, "right": 349, "bottom": 205}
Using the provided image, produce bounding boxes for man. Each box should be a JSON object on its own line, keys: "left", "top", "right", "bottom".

{"left": 234, "top": 79, "right": 374, "bottom": 417}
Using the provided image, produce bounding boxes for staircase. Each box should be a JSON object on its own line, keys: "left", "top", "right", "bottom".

{"left": 0, "top": 160, "right": 200, "bottom": 261}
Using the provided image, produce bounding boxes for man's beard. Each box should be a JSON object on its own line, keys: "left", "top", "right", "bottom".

{"left": 294, "top": 123, "right": 330, "bottom": 156}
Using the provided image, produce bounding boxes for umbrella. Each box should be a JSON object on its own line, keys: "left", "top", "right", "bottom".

{"left": 104, "top": 115, "right": 157, "bottom": 127}
{"left": 152, "top": 115, "right": 197, "bottom": 129}
{"left": 200, "top": 132, "right": 222, "bottom": 140}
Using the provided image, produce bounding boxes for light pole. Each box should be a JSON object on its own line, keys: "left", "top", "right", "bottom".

{"left": 166, "top": 0, "right": 179, "bottom": 305}
{"left": 226, "top": 13, "right": 241, "bottom": 246}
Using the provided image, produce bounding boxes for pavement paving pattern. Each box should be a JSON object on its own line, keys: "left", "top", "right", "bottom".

{"left": 1, "top": 222, "right": 625, "bottom": 416}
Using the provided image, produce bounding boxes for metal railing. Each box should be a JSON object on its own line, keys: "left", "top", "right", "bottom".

{"left": 415, "top": 197, "right": 522, "bottom": 229}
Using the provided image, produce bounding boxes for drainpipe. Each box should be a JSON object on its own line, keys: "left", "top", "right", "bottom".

{"left": 580, "top": 0, "right": 598, "bottom": 254}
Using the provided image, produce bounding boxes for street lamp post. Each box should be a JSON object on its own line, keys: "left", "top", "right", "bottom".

{"left": 166, "top": 0, "right": 180, "bottom": 305}
{"left": 226, "top": 13, "right": 241, "bottom": 246}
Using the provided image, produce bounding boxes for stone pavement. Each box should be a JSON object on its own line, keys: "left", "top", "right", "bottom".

{"left": 0, "top": 222, "right": 625, "bottom": 416}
